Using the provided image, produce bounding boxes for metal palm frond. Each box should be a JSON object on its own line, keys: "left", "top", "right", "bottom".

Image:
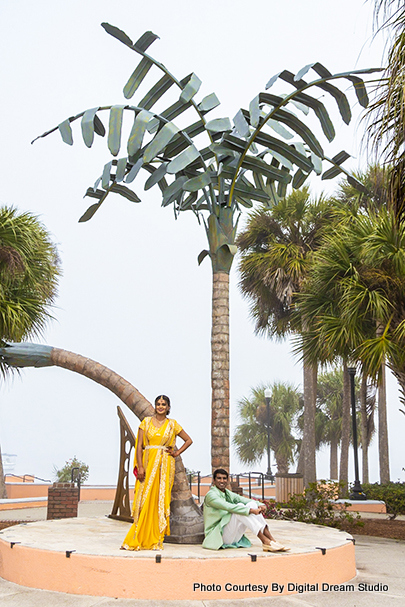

{"left": 33, "top": 24, "right": 380, "bottom": 228}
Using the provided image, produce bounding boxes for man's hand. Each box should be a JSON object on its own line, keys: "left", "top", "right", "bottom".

{"left": 258, "top": 504, "right": 266, "bottom": 513}
{"left": 249, "top": 507, "right": 261, "bottom": 515}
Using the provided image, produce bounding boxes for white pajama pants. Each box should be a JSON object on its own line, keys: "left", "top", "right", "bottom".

{"left": 222, "top": 501, "right": 268, "bottom": 545}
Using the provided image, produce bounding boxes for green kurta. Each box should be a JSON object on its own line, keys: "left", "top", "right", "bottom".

{"left": 202, "top": 485, "right": 261, "bottom": 550}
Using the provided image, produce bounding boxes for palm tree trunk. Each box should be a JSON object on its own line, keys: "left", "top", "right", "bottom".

{"left": 330, "top": 438, "right": 338, "bottom": 480}
{"left": 296, "top": 439, "right": 304, "bottom": 474}
{"left": 275, "top": 453, "right": 289, "bottom": 474}
{"left": 0, "top": 445, "right": 7, "bottom": 499}
{"left": 360, "top": 372, "right": 369, "bottom": 485}
{"left": 302, "top": 360, "right": 317, "bottom": 486}
{"left": 378, "top": 362, "right": 390, "bottom": 484}
{"left": 339, "top": 362, "right": 350, "bottom": 495}
{"left": 211, "top": 272, "right": 230, "bottom": 472}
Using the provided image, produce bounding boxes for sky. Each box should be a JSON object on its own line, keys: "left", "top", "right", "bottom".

{"left": 0, "top": 0, "right": 403, "bottom": 488}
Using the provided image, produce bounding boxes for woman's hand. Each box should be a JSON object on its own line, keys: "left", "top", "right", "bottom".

{"left": 166, "top": 446, "right": 178, "bottom": 458}
{"left": 166, "top": 430, "right": 192, "bottom": 459}
{"left": 138, "top": 466, "right": 146, "bottom": 482}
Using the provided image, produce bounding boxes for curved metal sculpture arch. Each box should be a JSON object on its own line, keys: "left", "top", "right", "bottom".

{"left": 0, "top": 343, "right": 204, "bottom": 544}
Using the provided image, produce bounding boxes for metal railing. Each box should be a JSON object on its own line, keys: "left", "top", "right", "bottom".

{"left": 230, "top": 472, "right": 272, "bottom": 501}
{"left": 187, "top": 471, "right": 201, "bottom": 502}
{"left": 71, "top": 467, "right": 81, "bottom": 501}
{"left": 187, "top": 471, "right": 274, "bottom": 502}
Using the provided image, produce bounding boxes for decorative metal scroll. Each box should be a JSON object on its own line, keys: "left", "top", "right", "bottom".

{"left": 109, "top": 406, "right": 136, "bottom": 522}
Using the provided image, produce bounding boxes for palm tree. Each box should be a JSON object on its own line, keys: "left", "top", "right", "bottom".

{"left": 315, "top": 367, "right": 375, "bottom": 482}
{"left": 316, "top": 368, "right": 344, "bottom": 480}
{"left": 297, "top": 250, "right": 360, "bottom": 491}
{"left": 236, "top": 188, "right": 335, "bottom": 485}
{"left": 33, "top": 23, "right": 376, "bottom": 473}
{"left": 367, "top": 1, "right": 405, "bottom": 220}
{"left": 297, "top": 207, "right": 405, "bottom": 484}
{"left": 330, "top": 166, "right": 387, "bottom": 483}
{"left": 358, "top": 372, "right": 377, "bottom": 484}
{"left": 233, "top": 382, "right": 300, "bottom": 473}
{"left": 0, "top": 207, "right": 60, "bottom": 497}
{"left": 294, "top": 402, "right": 329, "bottom": 475}
{"left": 333, "top": 164, "right": 389, "bottom": 213}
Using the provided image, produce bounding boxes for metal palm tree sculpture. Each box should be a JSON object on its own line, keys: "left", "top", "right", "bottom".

{"left": 33, "top": 22, "right": 379, "bottom": 473}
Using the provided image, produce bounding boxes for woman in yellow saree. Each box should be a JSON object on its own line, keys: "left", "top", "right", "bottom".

{"left": 122, "top": 394, "right": 192, "bottom": 550}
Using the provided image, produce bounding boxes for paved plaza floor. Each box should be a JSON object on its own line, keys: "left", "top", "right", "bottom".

{"left": 0, "top": 501, "right": 403, "bottom": 606}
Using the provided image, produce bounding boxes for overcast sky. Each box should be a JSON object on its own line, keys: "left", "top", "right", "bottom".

{"left": 0, "top": 0, "right": 402, "bottom": 487}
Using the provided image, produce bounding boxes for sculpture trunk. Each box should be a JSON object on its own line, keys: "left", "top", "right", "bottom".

{"left": 31, "top": 346, "right": 203, "bottom": 543}
{"left": 211, "top": 272, "right": 230, "bottom": 473}
{"left": 50, "top": 348, "right": 153, "bottom": 420}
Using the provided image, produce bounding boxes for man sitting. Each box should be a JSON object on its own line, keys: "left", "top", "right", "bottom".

{"left": 202, "top": 468, "right": 288, "bottom": 552}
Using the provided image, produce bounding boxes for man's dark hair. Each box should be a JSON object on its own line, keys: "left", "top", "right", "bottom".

{"left": 213, "top": 468, "right": 229, "bottom": 479}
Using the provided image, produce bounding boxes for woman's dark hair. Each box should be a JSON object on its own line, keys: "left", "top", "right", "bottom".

{"left": 155, "top": 394, "right": 171, "bottom": 412}
{"left": 213, "top": 468, "right": 228, "bottom": 479}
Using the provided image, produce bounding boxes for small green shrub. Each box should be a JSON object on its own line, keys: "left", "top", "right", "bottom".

{"left": 264, "top": 480, "right": 363, "bottom": 531}
{"left": 53, "top": 456, "right": 89, "bottom": 483}
{"left": 361, "top": 482, "right": 405, "bottom": 516}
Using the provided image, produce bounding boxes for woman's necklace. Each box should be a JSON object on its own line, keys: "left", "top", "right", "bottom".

{"left": 153, "top": 415, "right": 166, "bottom": 428}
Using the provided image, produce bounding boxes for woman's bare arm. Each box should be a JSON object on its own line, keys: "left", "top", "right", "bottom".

{"left": 136, "top": 428, "right": 145, "bottom": 481}
{"left": 167, "top": 429, "right": 192, "bottom": 458}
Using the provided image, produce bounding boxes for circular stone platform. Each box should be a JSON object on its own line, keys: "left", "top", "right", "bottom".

{"left": 0, "top": 516, "right": 356, "bottom": 600}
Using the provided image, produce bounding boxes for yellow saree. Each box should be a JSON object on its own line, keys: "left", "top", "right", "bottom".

{"left": 122, "top": 416, "right": 182, "bottom": 550}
